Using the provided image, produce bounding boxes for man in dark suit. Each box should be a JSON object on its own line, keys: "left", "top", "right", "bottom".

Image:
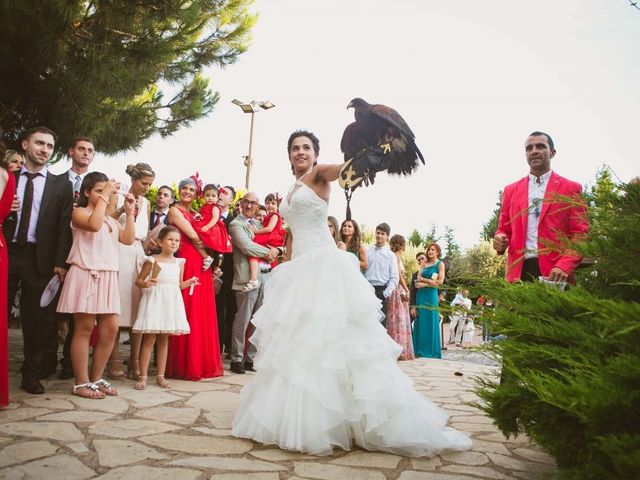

{"left": 215, "top": 185, "right": 236, "bottom": 357}
{"left": 150, "top": 185, "right": 173, "bottom": 230}
{"left": 4, "top": 126, "right": 73, "bottom": 394}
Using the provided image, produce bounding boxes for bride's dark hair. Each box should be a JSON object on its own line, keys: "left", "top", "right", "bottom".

{"left": 287, "top": 130, "right": 320, "bottom": 173}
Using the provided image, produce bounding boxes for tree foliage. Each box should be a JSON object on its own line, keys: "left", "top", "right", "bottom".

{"left": 407, "top": 229, "right": 423, "bottom": 248}
{"left": 445, "top": 240, "right": 504, "bottom": 287}
{"left": 481, "top": 190, "right": 502, "bottom": 241}
{"left": 475, "top": 177, "right": 640, "bottom": 479}
{"left": 442, "top": 225, "right": 461, "bottom": 259}
{"left": 0, "top": 0, "right": 256, "bottom": 159}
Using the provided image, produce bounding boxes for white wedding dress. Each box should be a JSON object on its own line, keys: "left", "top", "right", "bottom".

{"left": 231, "top": 179, "right": 471, "bottom": 456}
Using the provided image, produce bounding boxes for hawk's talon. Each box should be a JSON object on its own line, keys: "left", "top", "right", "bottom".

{"left": 380, "top": 143, "right": 391, "bottom": 154}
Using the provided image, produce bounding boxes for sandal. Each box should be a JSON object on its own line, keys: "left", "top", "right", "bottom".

{"left": 107, "top": 360, "right": 127, "bottom": 380}
{"left": 156, "top": 375, "right": 172, "bottom": 389}
{"left": 72, "top": 382, "right": 105, "bottom": 399}
{"left": 93, "top": 378, "right": 118, "bottom": 396}
{"left": 242, "top": 279, "right": 260, "bottom": 292}
{"left": 134, "top": 375, "right": 147, "bottom": 390}
{"left": 202, "top": 256, "right": 214, "bottom": 271}
{"left": 127, "top": 360, "right": 140, "bottom": 380}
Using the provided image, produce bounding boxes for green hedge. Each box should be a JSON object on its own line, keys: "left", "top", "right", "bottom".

{"left": 475, "top": 180, "right": 640, "bottom": 479}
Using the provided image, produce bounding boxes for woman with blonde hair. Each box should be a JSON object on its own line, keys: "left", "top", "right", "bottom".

{"left": 0, "top": 149, "right": 25, "bottom": 172}
{"left": 386, "top": 234, "right": 414, "bottom": 360}
{"left": 108, "top": 163, "right": 156, "bottom": 380}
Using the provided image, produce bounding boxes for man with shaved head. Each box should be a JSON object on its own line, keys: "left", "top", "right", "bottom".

{"left": 228, "top": 192, "right": 278, "bottom": 374}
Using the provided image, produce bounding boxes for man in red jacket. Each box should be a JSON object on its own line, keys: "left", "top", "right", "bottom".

{"left": 493, "top": 132, "right": 589, "bottom": 283}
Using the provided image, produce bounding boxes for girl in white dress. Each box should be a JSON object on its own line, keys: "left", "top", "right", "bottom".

{"left": 132, "top": 226, "right": 198, "bottom": 389}
{"left": 232, "top": 131, "right": 471, "bottom": 456}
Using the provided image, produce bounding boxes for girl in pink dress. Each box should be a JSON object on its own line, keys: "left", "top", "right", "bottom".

{"left": 192, "top": 184, "right": 232, "bottom": 269}
{"left": 57, "top": 172, "right": 136, "bottom": 399}
{"left": 244, "top": 193, "right": 286, "bottom": 292}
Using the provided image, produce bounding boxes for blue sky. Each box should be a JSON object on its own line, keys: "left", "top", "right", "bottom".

{"left": 51, "top": 0, "right": 640, "bottom": 249}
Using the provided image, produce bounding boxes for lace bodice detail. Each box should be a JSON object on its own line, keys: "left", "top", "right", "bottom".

{"left": 280, "top": 181, "right": 334, "bottom": 258}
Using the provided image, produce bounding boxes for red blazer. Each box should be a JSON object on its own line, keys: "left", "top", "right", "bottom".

{"left": 496, "top": 171, "right": 589, "bottom": 283}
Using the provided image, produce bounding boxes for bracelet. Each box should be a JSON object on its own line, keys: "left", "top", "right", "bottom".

{"left": 97, "top": 194, "right": 109, "bottom": 204}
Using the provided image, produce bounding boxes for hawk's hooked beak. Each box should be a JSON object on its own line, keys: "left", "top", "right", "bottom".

{"left": 346, "top": 101, "right": 353, "bottom": 110}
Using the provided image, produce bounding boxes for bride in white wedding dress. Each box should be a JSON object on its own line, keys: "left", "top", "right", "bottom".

{"left": 231, "top": 130, "right": 471, "bottom": 456}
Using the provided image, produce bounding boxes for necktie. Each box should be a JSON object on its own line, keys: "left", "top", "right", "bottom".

{"left": 152, "top": 212, "right": 164, "bottom": 228}
{"left": 73, "top": 174, "right": 82, "bottom": 204}
{"left": 17, "top": 172, "right": 39, "bottom": 244}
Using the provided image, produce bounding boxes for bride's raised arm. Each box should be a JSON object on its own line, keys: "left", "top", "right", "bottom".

{"left": 315, "top": 163, "right": 342, "bottom": 183}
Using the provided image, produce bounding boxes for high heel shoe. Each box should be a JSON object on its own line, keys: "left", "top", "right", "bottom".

{"left": 107, "top": 360, "right": 127, "bottom": 380}
{"left": 127, "top": 360, "right": 140, "bottom": 380}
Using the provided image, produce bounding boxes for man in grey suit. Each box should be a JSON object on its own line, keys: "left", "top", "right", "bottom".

{"left": 4, "top": 127, "right": 73, "bottom": 394}
{"left": 228, "top": 191, "right": 278, "bottom": 374}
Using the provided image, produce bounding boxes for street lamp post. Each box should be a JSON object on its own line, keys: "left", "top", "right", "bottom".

{"left": 232, "top": 99, "right": 276, "bottom": 190}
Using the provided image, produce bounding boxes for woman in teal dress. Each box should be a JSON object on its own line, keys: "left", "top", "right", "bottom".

{"left": 413, "top": 243, "right": 445, "bottom": 358}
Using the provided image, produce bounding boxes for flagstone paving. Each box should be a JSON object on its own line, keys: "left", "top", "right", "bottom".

{"left": 0, "top": 328, "right": 555, "bottom": 479}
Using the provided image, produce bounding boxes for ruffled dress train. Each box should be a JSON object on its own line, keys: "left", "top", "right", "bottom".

{"left": 232, "top": 181, "right": 471, "bottom": 456}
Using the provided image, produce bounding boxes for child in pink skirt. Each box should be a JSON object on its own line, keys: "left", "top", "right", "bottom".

{"left": 57, "top": 172, "right": 136, "bottom": 399}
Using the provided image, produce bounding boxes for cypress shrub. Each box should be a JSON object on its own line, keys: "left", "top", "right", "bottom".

{"left": 475, "top": 180, "right": 640, "bottom": 479}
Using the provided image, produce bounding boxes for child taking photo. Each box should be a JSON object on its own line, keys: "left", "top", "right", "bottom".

{"left": 57, "top": 172, "right": 136, "bottom": 399}
{"left": 244, "top": 193, "right": 286, "bottom": 292}
{"left": 132, "top": 226, "right": 199, "bottom": 389}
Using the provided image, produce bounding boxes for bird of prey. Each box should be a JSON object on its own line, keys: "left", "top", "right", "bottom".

{"left": 339, "top": 98, "right": 425, "bottom": 191}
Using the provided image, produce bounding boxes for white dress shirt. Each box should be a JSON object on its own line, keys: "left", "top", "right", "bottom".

{"left": 13, "top": 167, "right": 49, "bottom": 243}
{"left": 365, "top": 244, "right": 399, "bottom": 298}
{"left": 525, "top": 170, "right": 552, "bottom": 259}
{"left": 67, "top": 169, "right": 88, "bottom": 187}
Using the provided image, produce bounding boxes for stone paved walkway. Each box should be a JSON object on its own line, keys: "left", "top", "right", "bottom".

{"left": 0, "top": 328, "right": 555, "bottom": 479}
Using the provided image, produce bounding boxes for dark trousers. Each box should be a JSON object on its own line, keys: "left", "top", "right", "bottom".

{"left": 7, "top": 244, "right": 59, "bottom": 380}
{"left": 521, "top": 257, "right": 541, "bottom": 282}
{"left": 373, "top": 285, "right": 389, "bottom": 328}
{"left": 216, "top": 253, "right": 236, "bottom": 354}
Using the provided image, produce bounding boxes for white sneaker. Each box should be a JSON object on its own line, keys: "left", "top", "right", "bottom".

{"left": 242, "top": 279, "right": 260, "bottom": 292}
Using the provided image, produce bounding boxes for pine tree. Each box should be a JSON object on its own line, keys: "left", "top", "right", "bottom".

{"left": 0, "top": 0, "right": 256, "bottom": 159}
{"left": 423, "top": 223, "right": 440, "bottom": 247}
{"left": 481, "top": 190, "right": 502, "bottom": 241}
{"left": 407, "top": 229, "right": 424, "bottom": 248}
{"left": 443, "top": 225, "right": 461, "bottom": 258}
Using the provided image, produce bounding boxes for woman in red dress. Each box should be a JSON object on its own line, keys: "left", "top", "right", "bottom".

{"left": 0, "top": 139, "right": 16, "bottom": 407}
{"left": 165, "top": 177, "right": 223, "bottom": 380}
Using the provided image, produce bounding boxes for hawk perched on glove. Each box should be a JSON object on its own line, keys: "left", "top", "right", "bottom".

{"left": 339, "top": 98, "right": 425, "bottom": 190}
